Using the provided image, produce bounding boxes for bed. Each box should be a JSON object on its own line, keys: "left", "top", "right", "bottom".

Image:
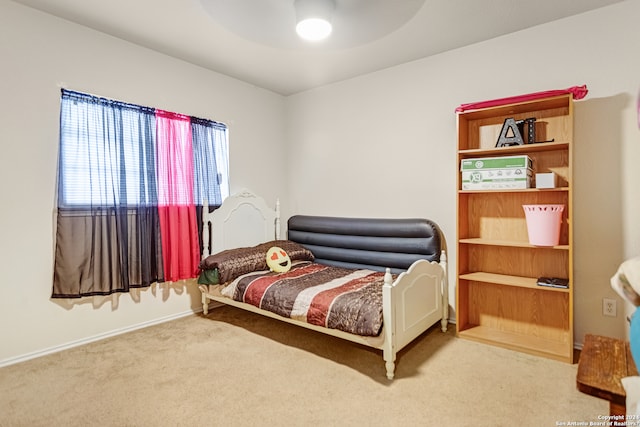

{"left": 197, "top": 189, "right": 449, "bottom": 380}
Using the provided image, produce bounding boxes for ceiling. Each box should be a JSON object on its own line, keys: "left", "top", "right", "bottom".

{"left": 13, "top": 0, "right": 623, "bottom": 95}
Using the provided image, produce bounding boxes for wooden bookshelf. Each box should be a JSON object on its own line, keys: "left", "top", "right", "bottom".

{"left": 456, "top": 95, "right": 574, "bottom": 363}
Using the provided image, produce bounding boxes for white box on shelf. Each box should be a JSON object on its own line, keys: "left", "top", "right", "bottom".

{"left": 536, "top": 172, "right": 557, "bottom": 189}
{"left": 461, "top": 168, "right": 533, "bottom": 190}
{"left": 461, "top": 155, "right": 533, "bottom": 190}
{"left": 460, "top": 155, "right": 533, "bottom": 172}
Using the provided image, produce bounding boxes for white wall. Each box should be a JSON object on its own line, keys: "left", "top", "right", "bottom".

{"left": 285, "top": 0, "right": 640, "bottom": 345}
{"left": 0, "top": 1, "right": 287, "bottom": 364}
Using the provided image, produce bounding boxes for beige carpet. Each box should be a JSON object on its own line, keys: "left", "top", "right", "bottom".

{"left": 0, "top": 305, "right": 606, "bottom": 426}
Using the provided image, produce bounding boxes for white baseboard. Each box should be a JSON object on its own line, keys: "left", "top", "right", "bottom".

{"left": 0, "top": 307, "right": 208, "bottom": 368}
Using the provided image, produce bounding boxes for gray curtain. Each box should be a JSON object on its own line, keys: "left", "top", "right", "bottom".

{"left": 52, "top": 90, "right": 163, "bottom": 298}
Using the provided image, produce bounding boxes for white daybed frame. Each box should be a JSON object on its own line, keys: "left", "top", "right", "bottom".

{"left": 198, "top": 189, "right": 449, "bottom": 380}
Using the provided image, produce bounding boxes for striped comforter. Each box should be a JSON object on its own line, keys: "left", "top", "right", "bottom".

{"left": 220, "top": 262, "right": 386, "bottom": 336}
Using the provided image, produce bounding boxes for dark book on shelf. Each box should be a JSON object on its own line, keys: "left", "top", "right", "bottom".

{"left": 537, "top": 277, "right": 569, "bottom": 289}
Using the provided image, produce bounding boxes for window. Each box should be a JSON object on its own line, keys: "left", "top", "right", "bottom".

{"left": 53, "top": 89, "right": 229, "bottom": 298}
{"left": 58, "top": 91, "right": 229, "bottom": 208}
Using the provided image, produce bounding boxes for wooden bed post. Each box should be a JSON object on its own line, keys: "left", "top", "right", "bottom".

{"left": 440, "top": 250, "right": 449, "bottom": 332}
{"left": 382, "top": 268, "right": 396, "bottom": 380}
{"left": 202, "top": 198, "right": 211, "bottom": 259}
{"left": 275, "top": 198, "right": 281, "bottom": 240}
{"left": 202, "top": 290, "right": 210, "bottom": 316}
{"left": 200, "top": 198, "right": 211, "bottom": 315}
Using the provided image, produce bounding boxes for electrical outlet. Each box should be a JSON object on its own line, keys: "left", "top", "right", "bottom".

{"left": 603, "top": 298, "right": 617, "bottom": 317}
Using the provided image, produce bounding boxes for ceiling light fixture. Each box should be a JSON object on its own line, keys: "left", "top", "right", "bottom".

{"left": 294, "top": 0, "right": 335, "bottom": 42}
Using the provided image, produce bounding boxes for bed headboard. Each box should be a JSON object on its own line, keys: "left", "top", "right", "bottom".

{"left": 287, "top": 215, "right": 441, "bottom": 274}
{"left": 202, "top": 189, "right": 280, "bottom": 258}
{"left": 203, "top": 190, "right": 442, "bottom": 274}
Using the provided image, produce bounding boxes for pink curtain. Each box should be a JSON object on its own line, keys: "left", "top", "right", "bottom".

{"left": 155, "top": 110, "right": 200, "bottom": 281}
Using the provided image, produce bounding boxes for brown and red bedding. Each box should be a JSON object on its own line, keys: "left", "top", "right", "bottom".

{"left": 220, "top": 262, "right": 388, "bottom": 336}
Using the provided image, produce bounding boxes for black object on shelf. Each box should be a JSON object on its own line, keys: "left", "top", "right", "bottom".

{"left": 496, "top": 118, "right": 524, "bottom": 147}
{"left": 537, "top": 277, "right": 569, "bottom": 289}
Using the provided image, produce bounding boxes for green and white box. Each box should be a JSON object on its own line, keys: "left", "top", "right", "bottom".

{"left": 461, "top": 155, "right": 533, "bottom": 190}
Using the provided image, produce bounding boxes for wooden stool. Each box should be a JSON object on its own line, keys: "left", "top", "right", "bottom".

{"left": 577, "top": 334, "right": 639, "bottom": 415}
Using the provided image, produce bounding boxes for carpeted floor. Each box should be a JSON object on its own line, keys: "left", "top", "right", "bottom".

{"left": 0, "top": 305, "right": 606, "bottom": 426}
